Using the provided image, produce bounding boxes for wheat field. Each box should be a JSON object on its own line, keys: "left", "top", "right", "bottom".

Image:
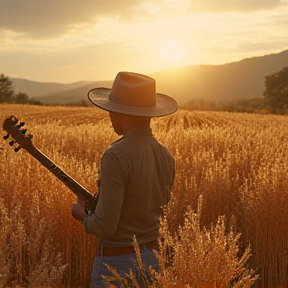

{"left": 1, "top": 104, "right": 288, "bottom": 287}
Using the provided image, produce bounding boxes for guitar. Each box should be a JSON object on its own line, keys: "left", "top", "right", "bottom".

{"left": 2, "top": 115, "right": 98, "bottom": 211}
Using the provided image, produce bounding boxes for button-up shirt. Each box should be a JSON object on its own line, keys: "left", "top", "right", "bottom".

{"left": 83, "top": 125, "right": 175, "bottom": 247}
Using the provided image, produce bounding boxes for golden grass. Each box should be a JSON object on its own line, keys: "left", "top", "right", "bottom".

{"left": 1, "top": 104, "right": 288, "bottom": 287}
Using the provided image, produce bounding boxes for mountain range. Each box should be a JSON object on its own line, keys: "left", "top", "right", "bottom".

{"left": 10, "top": 49, "right": 288, "bottom": 105}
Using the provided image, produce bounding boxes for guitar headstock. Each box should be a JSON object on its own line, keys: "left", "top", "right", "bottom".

{"left": 2, "top": 115, "right": 33, "bottom": 152}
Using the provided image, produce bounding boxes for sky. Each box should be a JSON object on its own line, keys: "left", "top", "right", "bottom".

{"left": 0, "top": 0, "right": 288, "bottom": 83}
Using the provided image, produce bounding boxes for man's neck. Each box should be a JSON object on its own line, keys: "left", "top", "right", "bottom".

{"left": 121, "top": 114, "right": 151, "bottom": 135}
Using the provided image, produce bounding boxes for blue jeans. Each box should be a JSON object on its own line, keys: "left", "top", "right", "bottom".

{"left": 91, "top": 245, "right": 159, "bottom": 288}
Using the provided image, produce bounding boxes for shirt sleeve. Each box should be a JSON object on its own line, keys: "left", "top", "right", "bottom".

{"left": 83, "top": 150, "right": 126, "bottom": 239}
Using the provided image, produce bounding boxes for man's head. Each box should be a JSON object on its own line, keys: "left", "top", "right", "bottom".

{"left": 88, "top": 71, "right": 178, "bottom": 118}
{"left": 109, "top": 111, "right": 151, "bottom": 135}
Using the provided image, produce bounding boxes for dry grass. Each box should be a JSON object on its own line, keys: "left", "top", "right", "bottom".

{"left": 1, "top": 104, "right": 288, "bottom": 287}
{"left": 106, "top": 197, "right": 258, "bottom": 288}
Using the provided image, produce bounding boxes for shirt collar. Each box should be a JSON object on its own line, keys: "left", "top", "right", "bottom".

{"left": 123, "top": 125, "right": 153, "bottom": 138}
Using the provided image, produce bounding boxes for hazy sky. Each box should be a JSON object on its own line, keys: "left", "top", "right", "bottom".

{"left": 1, "top": 0, "right": 287, "bottom": 83}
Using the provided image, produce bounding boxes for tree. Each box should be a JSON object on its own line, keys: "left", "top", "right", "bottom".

{"left": 15, "top": 92, "right": 29, "bottom": 104}
{"left": 0, "top": 74, "right": 14, "bottom": 103}
{"left": 263, "top": 66, "right": 288, "bottom": 114}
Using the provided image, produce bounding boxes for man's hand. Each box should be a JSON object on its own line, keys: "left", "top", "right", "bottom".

{"left": 71, "top": 197, "right": 86, "bottom": 221}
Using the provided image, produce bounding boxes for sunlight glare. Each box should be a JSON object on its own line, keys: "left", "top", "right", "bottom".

{"left": 159, "top": 39, "right": 185, "bottom": 63}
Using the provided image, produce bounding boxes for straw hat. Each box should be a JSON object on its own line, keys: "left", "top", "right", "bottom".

{"left": 88, "top": 71, "right": 178, "bottom": 117}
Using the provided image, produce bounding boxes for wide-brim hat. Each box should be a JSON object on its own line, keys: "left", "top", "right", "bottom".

{"left": 88, "top": 71, "right": 178, "bottom": 117}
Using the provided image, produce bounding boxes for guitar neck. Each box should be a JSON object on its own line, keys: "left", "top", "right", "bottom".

{"left": 27, "top": 144, "right": 94, "bottom": 201}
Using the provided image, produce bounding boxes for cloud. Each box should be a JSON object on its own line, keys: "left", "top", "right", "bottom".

{"left": 190, "top": 0, "right": 284, "bottom": 13}
{"left": 238, "top": 41, "right": 288, "bottom": 53}
{"left": 0, "top": 0, "right": 285, "bottom": 39}
{"left": 0, "top": 0, "right": 139, "bottom": 38}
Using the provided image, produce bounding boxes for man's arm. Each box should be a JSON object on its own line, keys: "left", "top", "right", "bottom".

{"left": 83, "top": 150, "right": 126, "bottom": 239}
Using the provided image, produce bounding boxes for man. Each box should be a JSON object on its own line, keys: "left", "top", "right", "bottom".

{"left": 72, "top": 71, "right": 178, "bottom": 287}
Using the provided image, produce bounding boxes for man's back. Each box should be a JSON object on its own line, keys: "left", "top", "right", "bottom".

{"left": 84, "top": 125, "right": 175, "bottom": 246}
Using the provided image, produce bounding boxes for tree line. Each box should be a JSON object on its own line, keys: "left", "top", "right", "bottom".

{"left": 0, "top": 74, "right": 42, "bottom": 105}
{"left": 183, "top": 66, "right": 288, "bottom": 114}
{"left": 1, "top": 66, "right": 288, "bottom": 114}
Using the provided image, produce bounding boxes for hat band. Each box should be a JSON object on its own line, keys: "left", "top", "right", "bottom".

{"left": 109, "top": 92, "right": 156, "bottom": 107}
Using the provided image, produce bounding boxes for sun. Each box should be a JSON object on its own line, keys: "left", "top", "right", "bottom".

{"left": 159, "top": 39, "right": 185, "bottom": 63}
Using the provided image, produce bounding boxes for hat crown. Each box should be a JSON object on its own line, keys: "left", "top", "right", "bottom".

{"left": 109, "top": 72, "right": 156, "bottom": 107}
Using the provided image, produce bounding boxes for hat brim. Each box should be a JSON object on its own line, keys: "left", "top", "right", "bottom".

{"left": 88, "top": 88, "right": 178, "bottom": 117}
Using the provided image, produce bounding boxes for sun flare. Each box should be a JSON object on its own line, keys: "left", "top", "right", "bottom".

{"left": 159, "top": 39, "right": 185, "bottom": 63}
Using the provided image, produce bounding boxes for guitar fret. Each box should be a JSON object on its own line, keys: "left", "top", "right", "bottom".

{"left": 3, "top": 115, "right": 96, "bottom": 205}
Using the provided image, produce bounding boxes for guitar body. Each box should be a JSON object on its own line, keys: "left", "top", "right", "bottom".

{"left": 2, "top": 115, "right": 97, "bottom": 211}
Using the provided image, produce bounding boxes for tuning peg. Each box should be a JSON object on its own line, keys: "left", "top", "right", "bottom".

{"left": 27, "top": 134, "right": 33, "bottom": 139}
{"left": 14, "top": 146, "right": 21, "bottom": 152}
{"left": 16, "top": 121, "right": 25, "bottom": 128}
{"left": 3, "top": 133, "right": 10, "bottom": 140}
{"left": 10, "top": 115, "right": 18, "bottom": 124}
{"left": 20, "top": 128, "right": 27, "bottom": 134}
{"left": 9, "top": 140, "right": 15, "bottom": 146}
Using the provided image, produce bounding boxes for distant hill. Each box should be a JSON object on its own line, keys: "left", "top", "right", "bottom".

{"left": 151, "top": 49, "right": 288, "bottom": 103}
{"left": 11, "top": 78, "right": 92, "bottom": 99}
{"left": 35, "top": 81, "right": 113, "bottom": 105}
{"left": 9, "top": 49, "right": 288, "bottom": 104}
